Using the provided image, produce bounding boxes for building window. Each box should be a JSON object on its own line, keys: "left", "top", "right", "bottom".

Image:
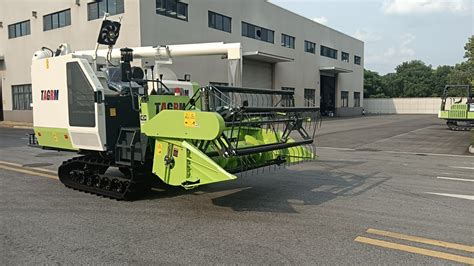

{"left": 342, "top": 52, "right": 349, "bottom": 63}
{"left": 8, "top": 20, "right": 30, "bottom": 39}
{"left": 354, "top": 92, "right": 360, "bottom": 107}
{"left": 354, "top": 55, "right": 361, "bottom": 65}
{"left": 241, "top": 22, "right": 274, "bottom": 43}
{"left": 44, "top": 9, "right": 71, "bottom": 31}
{"left": 12, "top": 85, "right": 32, "bottom": 110}
{"left": 156, "top": 0, "right": 188, "bottom": 21}
{"left": 208, "top": 11, "right": 231, "bottom": 33}
{"left": 341, "top": 91, "right": 349, "bottom": 107}
{"left": 88, "top": 0, "right": 124, "bottom": 21}
{"left": 320, "top": 45, "right": 337, "bottom": 59}
{"left": 305, "top": 41, "right": 316, "bottom": 54}
{"left": 281, "top": 34, "right": 295, "bottom": 49}
{"left": 281, "top": 87, "right": 295, "bottom": 107}
{"left": 304, "top": 88, "right": 316, "bottom": 107}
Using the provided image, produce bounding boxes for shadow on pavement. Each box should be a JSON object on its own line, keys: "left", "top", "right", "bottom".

{"left": 142, "top": 160, "right": 390, "bottom": 214}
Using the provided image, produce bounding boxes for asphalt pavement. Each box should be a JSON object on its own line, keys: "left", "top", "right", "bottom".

{"left": 0, "top": 115, "right": 473, "bottom": 264}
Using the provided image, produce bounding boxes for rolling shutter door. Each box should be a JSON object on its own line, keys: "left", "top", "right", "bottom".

{"left": 242, "top": 59, "right": 273, "bottom": 89}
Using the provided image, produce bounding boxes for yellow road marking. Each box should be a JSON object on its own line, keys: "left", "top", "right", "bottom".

{"left": 355, "top": 236, "right": 474, "bottom": 265}
{"left": 0, "top": 164, "right": 58, "bottom": 180}
{"left": 367, "top": 228, "right": 474, "bottom": 253}
{"left": 0, "top": 160, "right": 57, "bottom": 174}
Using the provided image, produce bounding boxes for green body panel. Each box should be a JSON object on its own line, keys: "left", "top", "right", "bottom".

{"left": 141, "top": 110, "right": 225, "bottom": 140}
{"left": 33, "top": 127, "right": 77, "bottom": 151}
{"left": 139, "top": 95, "right": 191, "bottom": 123}
{"left": 152, "top": 139, "right": 237, "bottom": 188}
{"left": 438, "top": 103, "right": 474, "bottom": 121}
{"left": 438, "top": 110, "right": 449, "bottom": 119}
{"left": 191, "top": 83, "right": 202, "bottom": 110}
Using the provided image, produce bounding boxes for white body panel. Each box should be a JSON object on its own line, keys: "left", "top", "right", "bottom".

{"left": 32, "top": 54, "right": 107, "bottom": 151}
{"left": 148, "top": 79, "right": 196, "bottom": 97}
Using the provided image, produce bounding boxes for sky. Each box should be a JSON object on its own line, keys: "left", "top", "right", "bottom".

{"left": 270, "top": 0, "right": 474, "bottom": 74}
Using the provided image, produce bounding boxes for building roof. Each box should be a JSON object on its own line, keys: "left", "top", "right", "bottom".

{"left": 320, "top": 66, "right": 353, "bottom": 74}
{"left": 243, "top": 51, "right": 294, "bottom": 63}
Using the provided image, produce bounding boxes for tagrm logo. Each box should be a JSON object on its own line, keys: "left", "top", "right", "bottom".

{"left": 41, "top": 89, "right": 59, "bottom": 101}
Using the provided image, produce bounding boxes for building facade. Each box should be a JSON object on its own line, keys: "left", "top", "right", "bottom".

{"left": 0, "top": 0, "right": 364, "bottom": 122}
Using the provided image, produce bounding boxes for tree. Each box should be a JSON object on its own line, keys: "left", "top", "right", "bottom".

{"left": 363, "top": 69, "right": 386, "bottom": 98}
{"left": 381, "top": 72, "right": 402, "bottom": 97}
{"left": 464, "top": 35, "right": 474, "bottom": 61}
{"left": 448, "top": 62, "right": 472, "bottom": 85}
{"left": 448, "top": 36, "right": 474, "bottom": 86}
{"left": 432, "top": 65, "right": 453, "bottom": 96}
{"left": 393, "top": 60, "right": 435, "bottom": 97}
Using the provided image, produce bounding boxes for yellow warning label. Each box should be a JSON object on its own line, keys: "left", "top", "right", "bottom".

{"left": 157, "top": 143, "right": 163, "bottom": 155}
{"left": 184, "top": 112, "right": 197, "bottom": 128}
{"left": 45, "top": 59, "right": 49, "bottom": 69}
{"left": 109, "top": 108, "right": 117, "bottom": 117}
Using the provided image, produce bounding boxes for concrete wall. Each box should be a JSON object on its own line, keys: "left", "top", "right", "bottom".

{"left": 338, "top": 107, "right": 363, "bottom": 116}
{"left": 364, "top": 98, "right": 450, "bottom": 114}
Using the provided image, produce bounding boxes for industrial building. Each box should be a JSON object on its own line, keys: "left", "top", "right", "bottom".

{"left": 0, "top": 0, "right": 364, "bottom": 122}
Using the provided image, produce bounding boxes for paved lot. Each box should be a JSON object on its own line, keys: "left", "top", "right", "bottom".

{"left": 1, "top": 115, "right": 473, "bottom": 264}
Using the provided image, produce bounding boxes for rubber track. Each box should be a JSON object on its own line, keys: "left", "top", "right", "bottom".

{"left": 447, "top": 121, "right": 473, "bottom": 131}
{"left": 58, "top": 156, "right": 150, "bottom": 200}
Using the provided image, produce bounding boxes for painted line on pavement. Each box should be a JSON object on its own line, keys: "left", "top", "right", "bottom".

{"left": 450, "top": 166, "right": 474, "bottom": 170}
{"left": 425, "top": 192, "right": 474, "bottom": 201}
{"left": 366, "top": 228, "right": 474, "bottom": 253}
{"left": 318, "top": 147, "right": 356, "bottom": 151}
{"left": 437, "top": 176, "right": 474, "bottom": 182}
{"left": 0, "top": 164, "right": 58, "bottom": 180}
{"left": 383, "top": 150, "right": 473, "bottom": 158}
{"left": 317, "top": 147, "right": 473, "bottom": 158}
{"left": 355, "top": 236, "right": 474, "bottom": 265}
{"left": 0, "top": 160, "right": 57, "bottom": 174}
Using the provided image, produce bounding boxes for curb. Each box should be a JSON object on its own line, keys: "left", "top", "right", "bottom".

{"left": 0, "top": 122, "right": 33, "bottom": 129}
{"left": 13, "top": 126, "right": 34, "bottom": 129}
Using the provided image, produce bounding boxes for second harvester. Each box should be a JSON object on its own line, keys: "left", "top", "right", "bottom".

{"left": 438, "top": 85, "right": 474, "bottom": 131}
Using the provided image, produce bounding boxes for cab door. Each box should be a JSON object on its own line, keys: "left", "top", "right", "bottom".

{"left": 66, "top": 58, "right": 107, "bottom": 151}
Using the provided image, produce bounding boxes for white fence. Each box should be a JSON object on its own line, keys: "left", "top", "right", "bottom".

{"left": 363, "top": 97, "right": 452, "bottom": 114}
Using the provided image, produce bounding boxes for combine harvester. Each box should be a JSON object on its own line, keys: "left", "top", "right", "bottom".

{"left": 438, "top": 85, "right": 474, "bottom": 131}
{"left": 31, "top": 17, "right": 320, "bottom": 200}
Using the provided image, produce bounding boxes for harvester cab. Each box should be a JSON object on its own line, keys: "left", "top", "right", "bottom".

{"left": 438, "top": 85, "right": 474, "bottom": 131}
{"left": 31, "top": 17, "right": 321, "bottom": 200}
